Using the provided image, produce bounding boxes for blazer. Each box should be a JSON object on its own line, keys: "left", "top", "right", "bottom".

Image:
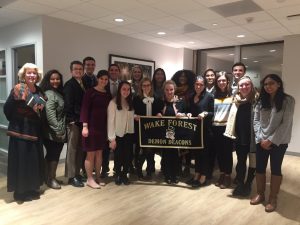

{"left": 63, "top": 77, "right": 85, "bottom": 124}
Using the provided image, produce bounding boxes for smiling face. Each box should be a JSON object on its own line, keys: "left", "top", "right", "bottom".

{"left": 217, "top": 75, "right": 228, "bottom": 92}
{"left": 84, "top": 59, "right": 95, "bottom": 75}
{"left": 194, "top": 79, "right": 205, "bottom": 95}
{"left": 164, "top": 83, "right": 175, "bottom": 101}
{"left": 71, "top": 63, "right": 84, "bottom": 79}
{"left": 232, "top": 65, "right": 245, "bottom": 82}
{"left": 263, "top": 77, "right": 281, "bottom": 97}
{"left": 205, "top": 71, "right": 216, "bottom": 86}
{"left": 178, "top": 73, "right": 187, "bottom": 85}
{"left": 120, "top": 83, "right": 131, "bottom": 99}
{"left": 132, "top": 67, "right": 143, "bottom": 82}
{"left": 238, "top": 78, "right": 252, "bottom": 98}
{"left": 49, "top": 73, "right": 61, "bottom": 89}
{"left": 154, "top": 70, "right": 165, "bottom": 84}
{"left": 97, "top": 75, "right": 109, "bottom": 89}
{"left": 24, "top": 68, "right": 38, "bottom": 85}
{"left": 141, "top": 80, "right": 152, "bottom": 96}
{"left": 109, "top": 65, "right": 120, "bottom": 82}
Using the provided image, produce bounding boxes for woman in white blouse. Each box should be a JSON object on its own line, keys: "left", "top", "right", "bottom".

{"left": 107, "top": 81, "right": 134, "bottom": 185}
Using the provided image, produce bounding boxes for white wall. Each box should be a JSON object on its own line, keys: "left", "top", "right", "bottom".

{"left": 282, "top": 34, "right": 300, "bottom": 154}
{"left": 41, "top": 16, "right": 185, "bottom": 80}
{"left": 0, "top": 17, "right": 43, "bottom": 93}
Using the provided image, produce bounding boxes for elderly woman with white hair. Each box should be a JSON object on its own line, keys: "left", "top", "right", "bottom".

{"left": 4, "top": 63, "right": 46, "bottom": 202}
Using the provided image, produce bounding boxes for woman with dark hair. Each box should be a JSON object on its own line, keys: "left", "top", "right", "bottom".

{"left": 107, "top": 81, "right": 135, "bottom": 185}
{"left": 171, "top": 70, "right": 196, "bottom": 176}
{"left": 4, "top": 63, "right": 46, "bottom": 201}
{"left": 152, "top": 68, "right": 166, "bottom": 100}
{"left": 80, "top": 70, "right": 111, "bottom": 189}
{"left": 224, "top": 76, "right": 259, "bottom": 196}
{"left": 186, "top": 76, "right": 214, "bottom": 188}
{"left": 133, "top": 77, "right": 163, "bottom": 179}
{"left": 212, "top": 72, "right": 234, "bottom": 189}
{"left": 250, "top": 74, "right": 295, "bottom": 213}
{"left": 40, "top": 69, "right": 65, "bottom": 189}
{"left": 157, "top": 80, "right": 186, "bottom": 184}
{"left": 203, "top": 69, "right": 216, "bottom": 95}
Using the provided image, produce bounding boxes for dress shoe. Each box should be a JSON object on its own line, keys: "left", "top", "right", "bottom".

{"left": 171, "top": 177, "right": 179, "bottom": 184}
{"left": 122, "top": 176, "right": 130, "bottom": 185}
{"left": 77, "top": 174, "right": 87, "bottom": 182}
{"left": 115, "top": 176, "right": 122, "bottom": 185}
{"left": 68, "top": 177, "right": 84, "bottom": 187}
{"left": 27, "top": 190, "right": 40, "bottom": 200}
{"left": 13, "top": 192, "right": 32, "bottom": 202}
{"left": 165, "top": 178, "right": 172, "bottom": 184}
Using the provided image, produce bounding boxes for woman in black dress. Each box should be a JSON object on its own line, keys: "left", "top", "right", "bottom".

{"left": 133, "top": 77, "right": 163, "bottom": 179}
{"left": 4, "top": 63, "right": 46, "bottom": 202}
{"left": 186, "top": 76, "right": 214, "bottom": 187}
{"left": 157, "top": 80, "right": 186, "bottom": 184}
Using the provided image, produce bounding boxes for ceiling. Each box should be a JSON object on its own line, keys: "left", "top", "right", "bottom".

{"left": 0, "top": 0, "right": 300, "bottom": 50}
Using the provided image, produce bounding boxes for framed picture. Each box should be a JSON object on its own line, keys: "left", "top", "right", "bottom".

{"left": 109, "top": 54, "right": 155, "bottom": 81}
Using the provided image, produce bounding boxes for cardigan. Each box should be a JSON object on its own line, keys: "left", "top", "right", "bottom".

{"left": 253, "top": 95, "right": 295, "bottom": 146}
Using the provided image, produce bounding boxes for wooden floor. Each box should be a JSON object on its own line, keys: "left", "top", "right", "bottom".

{"left": 0, "top": 154, "right": 299, "bottom": 225}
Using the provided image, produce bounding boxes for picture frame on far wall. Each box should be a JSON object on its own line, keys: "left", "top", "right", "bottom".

{"left": 109, "top": 54, "right": 155, "bottom": 81}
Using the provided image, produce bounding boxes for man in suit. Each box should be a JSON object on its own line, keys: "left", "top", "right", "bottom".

{"left": 101, "top": 63, "right": 121, "bottom": 178}
{"left": 82, "top": 56, "right": 97, "bottom": 89}
{"left": 64, "top": 61, "right": 86, "bottom": 187}
{"left": 231, "top": 62, "right": 246, "bottom": 95}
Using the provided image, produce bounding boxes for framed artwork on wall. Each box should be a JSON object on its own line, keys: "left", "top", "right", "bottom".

{"left": 109, "top": 54, "right": 155, "bottom": 81}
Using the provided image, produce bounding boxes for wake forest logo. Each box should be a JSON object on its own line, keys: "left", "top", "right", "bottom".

{"left": 166, "top": 126, "right": 175, "bottom": 140}
{"left": 139, "top": 116, "right": 204, "bottom": 149}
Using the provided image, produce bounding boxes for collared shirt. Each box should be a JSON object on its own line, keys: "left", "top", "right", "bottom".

{"left": 109, "top": 79, "right": 119, "bottom": 98}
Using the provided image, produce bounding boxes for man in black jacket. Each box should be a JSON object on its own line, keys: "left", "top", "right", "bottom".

{"left": 64, "top": 61, "right": 85, "bottom": 187}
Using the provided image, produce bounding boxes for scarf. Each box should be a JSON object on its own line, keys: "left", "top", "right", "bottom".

{"left": 142, "top": 95, "right": 154, "bottom": 116}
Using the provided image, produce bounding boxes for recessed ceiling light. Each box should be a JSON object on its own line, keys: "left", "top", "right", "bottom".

{"left": 243, "top": 57, "right": 248, "bottom": 60}
{"left": 212, "top": 23, "right": 218, "bottom": 26}
{"left": 188, "top": 41, "right": 195, "bottom": 44}
{"left": 114, "top": 18, "right": 124, "bottom": 22}
{"left": 237, "top": 34, "right": 245, "bottom": 38}
{"left": 269, "top": 49, "right": 276, "bottom": 52}
{"left": 253, "top": 60, "right": 259, "bottom": 63}
{"left": 157, "top": 32, "right": 166, "bottom": 35}
{"left": 229, "top": 53, "right": 234, "bottom": 56}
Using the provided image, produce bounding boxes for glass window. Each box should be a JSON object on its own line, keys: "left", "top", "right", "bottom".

{"left": 197, "top": 47, "right": 235, "bottom": 76}
{"left": 0, "top": 50, "right": 5, "bottom": 76}
{"left": 0, "top": 104, "right": 8, "bottom": 126}
{"left": 241, "top": 42, "right": 283, "bottom": 88}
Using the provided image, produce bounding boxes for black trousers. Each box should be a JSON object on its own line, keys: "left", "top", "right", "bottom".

{"left": 102, "top": 142, "right": 110, "bottom": 172}
{"left": 235, "top": 144, "right": 250, "bottom": 183}
{"left": 213, "top": 126, "right": 233, "bottom": 174}
{"left": 44, "top": 139, "right": 64, "bottom": 162}
{"left": 162, "top": 149, "right": 179, "bottom": 179}
{"left": 114, "top": 134, "right": 133, "bottom": 176}
{"left": 256, "top": 143, "right": 287, "bottom": 176}
{"left": 137, "top": 146, "right": 155, "bottom": 173}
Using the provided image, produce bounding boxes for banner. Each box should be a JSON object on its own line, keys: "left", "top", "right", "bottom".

{"left": 139, "top": 116, "right": 203, "bottom": 149}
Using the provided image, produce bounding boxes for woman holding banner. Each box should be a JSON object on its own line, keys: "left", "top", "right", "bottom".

{"left": 133, "top": 77, "right": 163, "bottom": 179}
{"left": 186, "top": 76, "right": 214, "bottom": 188}
{"left": 157, "top": 80, "right": 186, "bottom": 184}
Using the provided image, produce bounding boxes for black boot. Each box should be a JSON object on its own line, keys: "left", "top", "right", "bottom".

{"left": 47, "top": 161, "right": 61, "bottom": 189}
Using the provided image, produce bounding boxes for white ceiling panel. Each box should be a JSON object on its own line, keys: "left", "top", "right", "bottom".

{"left": 6, "top": 0, "right": 58, "bottom": 14}
{"left": 150, "top": 0, "right": 205, "bottom": 14}
{"left": 194, "top": 18, "right": 236, "bottom": 30}
{"left": 89, "top": 0, "right": 142, "bottom": 12}
{"left": 228, "top": 11, "right": 274, "bottom": 25}
{"left": 242, "top": 20, "right": 284, "bottom": 31}
{"left": 67, "top": 2, "right": 115, "bottom": 19}
{"left": 177, "top": 9, "right": 223, "bottom": 23}
{"left": 26, "top": 0, "right": 85, "bottom": 10}
{"left": 253, "top": 0, "right": 300, "bottom": 10}
{"left": 0, "top": 0, "right": 298, "bottom": 50}
{"left": 80, "top": 19, "right": 116, "bottom": 30}
{"left": 49, "top": 10, "right": 90, "bottom": 23}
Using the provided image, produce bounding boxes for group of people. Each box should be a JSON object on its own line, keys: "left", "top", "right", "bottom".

{"left": 4, "top": 57, "right": 294, "bottom": 213}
